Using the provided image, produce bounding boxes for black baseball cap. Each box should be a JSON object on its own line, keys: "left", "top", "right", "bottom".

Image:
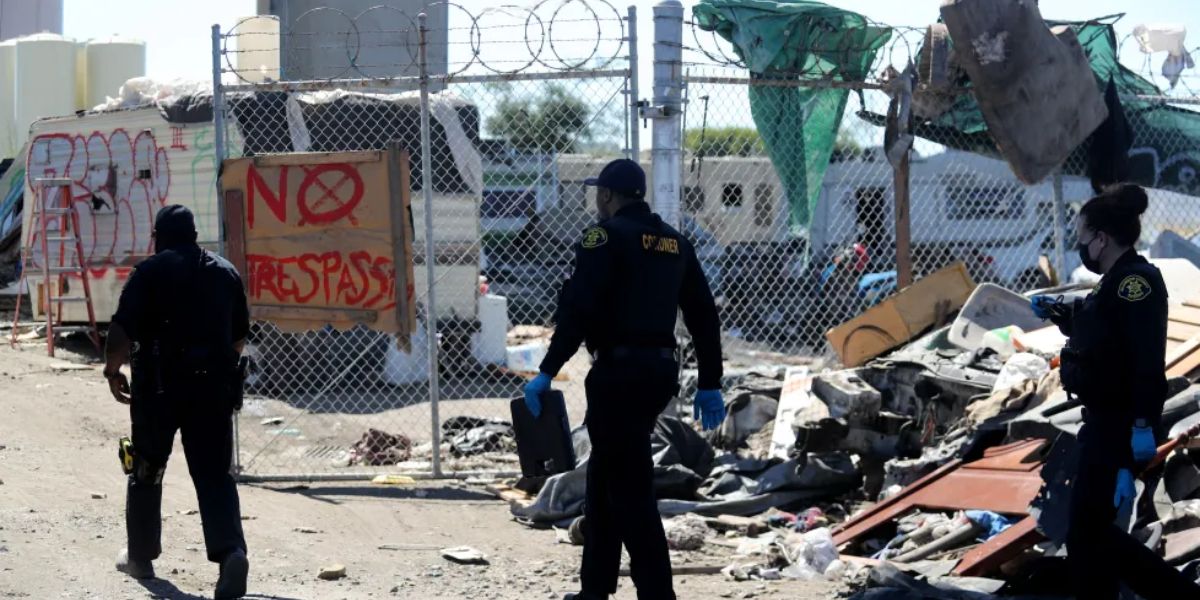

{"left": 584, "top": 158, "right": 645, "bottom": 200}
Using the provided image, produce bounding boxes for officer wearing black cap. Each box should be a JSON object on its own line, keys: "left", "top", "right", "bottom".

{"left": 104, "top": 205, "right": 251, "bottom": 599}
{"left": 524, "top": 159, "right": 725, "bottom": 600}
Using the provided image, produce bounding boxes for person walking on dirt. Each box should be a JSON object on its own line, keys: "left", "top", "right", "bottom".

{"left": 523, "top": 159, "right": 726, "bottom": 600}
{"left": 104, "top": 205, "right": 251, "bottom": 599}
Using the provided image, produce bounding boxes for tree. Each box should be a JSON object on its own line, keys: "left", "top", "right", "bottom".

{"left": 487, "top": 84, "right": 595, "bottom": 154}
{"left": 685, "top": 127, "right": 764, "bottom": 157}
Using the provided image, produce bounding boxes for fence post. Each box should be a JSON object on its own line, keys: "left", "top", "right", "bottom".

{"left": 1052, "top": 169, "right": 1066, "bottom": 284}
{"left": 651, "top": 0, "right": 683, "bottom": 227}
{"left": 211, "top": 23, "right": 240, "bottom": 476}
{"left": 627, "top": 5, "right": 640, "bottom": 161}
{"left": 418, "top": 13, "right": 443, "bottom": 479}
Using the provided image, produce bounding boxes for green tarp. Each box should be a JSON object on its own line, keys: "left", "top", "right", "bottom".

{"left": 861, "top": 17, "right": 1200, "bottom": 197}
{"left": 693, "top": 0, "right": 891, "bottom": 230}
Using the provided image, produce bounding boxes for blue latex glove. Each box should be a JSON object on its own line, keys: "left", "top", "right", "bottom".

{"left": 694, "top": 389, "right": 726, "bottom": 431}
{"left": 523, "top": 373, "right": 552, "bottom": 419}
{"left": 1113, "top": 468, "right": 1136, "bottom": 509}
{"left": 1030, "top": 295, "right": 1055, "bottom": 319}
{"left": 1131, "top": 426, "right": 1157, "bottom": 464}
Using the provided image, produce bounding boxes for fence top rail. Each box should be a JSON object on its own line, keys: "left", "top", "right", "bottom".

{"left": 219, "top": 67, "right": 631, "bottom": 94}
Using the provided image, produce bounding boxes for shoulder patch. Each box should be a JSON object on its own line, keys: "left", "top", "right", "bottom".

{"left": 580, "top": 227, "right": 608, "bottom": 249}
{"left": 1118, "top": 274, "right": 1152, "bottom": 302}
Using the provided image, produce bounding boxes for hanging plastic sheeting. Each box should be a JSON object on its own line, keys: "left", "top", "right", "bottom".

{"left": 861, "top": 17, "right": 1200, "bottom": 198}
{"left": 692, "top": 1, "right": 891, "bottom": 231}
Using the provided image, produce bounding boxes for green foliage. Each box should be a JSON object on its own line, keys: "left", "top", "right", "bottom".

{"left": 685, "top": 127, "right": 764, "bottom": 157}
{"left": 487, "top": 84, "right": 594, "bottom": 154}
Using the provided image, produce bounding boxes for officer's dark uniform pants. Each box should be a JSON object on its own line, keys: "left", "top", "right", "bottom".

{"left": 1067, "top": 423, "right": 1200, "bottom": 599}
{"left": 127, "top": 387, "right": 246, "bottom": 565}
{"left": 581, "top": 353, "right": 678, "bottom": 600}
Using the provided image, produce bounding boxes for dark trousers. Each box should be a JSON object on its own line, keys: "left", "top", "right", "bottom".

{"left": 1067, "top": 428, "right": 1200, "bottom": 599}
{"left": 127, "top": 385, "right": 246, "bottom": 564}
{"left": 580, "top": 354, "right": 678, "bottom": 600}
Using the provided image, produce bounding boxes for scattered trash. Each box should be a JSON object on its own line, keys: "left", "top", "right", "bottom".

{"left": 260, "top": 417, "right": 285, "bottom": 426}
{"left": 440, "top": 546, "right": 488, "bottom": 565}
{"left": 371, "top": 475, "right": 416, "bottom": 486}
{"left": 293, "top": 526, "right": 321, "bottom": 534}
{"left": 350, "top": 429, "right": 412, "bottom": 467}
{"left": 663, "top": 514, "right": 709, "bottom": 551}
{"left": 89, "top": 492, "right": 106, "bottom": 500}
{"left": 318, "top": 564, "right": 346, "bottom": 580}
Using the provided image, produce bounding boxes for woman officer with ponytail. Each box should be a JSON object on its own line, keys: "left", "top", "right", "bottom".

{"left": 1031, "top": 184, "right": 1200, "bottom": 598}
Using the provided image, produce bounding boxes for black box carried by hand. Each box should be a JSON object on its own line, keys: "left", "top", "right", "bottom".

{"left": 510, "top": 391, "right": 577, "bottom": 480}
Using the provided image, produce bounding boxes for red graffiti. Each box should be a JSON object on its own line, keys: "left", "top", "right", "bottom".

{"left": 245, "top": 250, "right": 397, "bottom": 311}
{"left": 245, "top": 162, "right": 363, "bottom": 229}
{"left": 26, "top": 128, "right": 171, "bottom": 271}
{"left": 298, "top": 164, "right": 363, "bottom": 226}
{"left": 170, "top": 127, "right": 187, "bottom": 150}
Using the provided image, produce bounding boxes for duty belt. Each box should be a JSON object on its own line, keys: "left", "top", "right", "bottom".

{"left": 594, "top": 346, "right": 675, "bottom": 361}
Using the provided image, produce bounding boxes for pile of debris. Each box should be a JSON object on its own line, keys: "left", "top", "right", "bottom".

{"left": 492, "top": 259, "right": 1200, "bottom": 596}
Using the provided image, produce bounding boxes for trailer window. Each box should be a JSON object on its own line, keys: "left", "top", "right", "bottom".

{"left": 946, "top": 185, "right": 1025, "bottom": 220}
{"left": 721, "top": 183, "right": 743, "bottom": 209}
{"left": 754, "top": 183, "right": 773, "bottom": 227}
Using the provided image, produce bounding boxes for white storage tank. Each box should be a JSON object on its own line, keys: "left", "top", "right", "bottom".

{"left": 233, "top": 16, "right": 280, "bottom": 83}
{"left": 74, "top": 41, "right": 86, "bottom": 110}
{"left": 0, "top": 41, "right": 16, "bottom": 158}
{"left": 14, "top": 33, "right": 76, "bottom": 149}
{"left": 85, "top": 36, "right": 145, "bottom": 109}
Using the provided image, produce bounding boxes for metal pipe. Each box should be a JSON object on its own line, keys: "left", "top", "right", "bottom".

{"left": 627, "top": 5, "right": 640, "bottom": 160}
{"left": 219, "top": 69, "right": 631, "bottom": 93}
{"left": 417, "top": 13, "right": 443, "bottom": 479}
{"left": 211, "top": 24, "right": 228, "bottom": 255}
{"left": 1052, "top": 169, "right": 1067, "bottom": 284}
{"left": 236, "top": 470, "right": 522, "bottom": 483}
{"left": 652, "top": 0, "right": 684, "bottom": 227}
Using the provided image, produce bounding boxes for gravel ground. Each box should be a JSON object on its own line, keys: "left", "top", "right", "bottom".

{"left": 0, "top": 340, "right": 842, "bottom": 599}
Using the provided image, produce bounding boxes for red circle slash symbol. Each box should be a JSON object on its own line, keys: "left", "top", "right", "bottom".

{"left": 297, "top": 164, "right": 364, "bottom": 226}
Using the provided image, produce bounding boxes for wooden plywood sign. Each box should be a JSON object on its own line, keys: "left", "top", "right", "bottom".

{"left": 221, "top": 147, "right": 416, "bottom": 350}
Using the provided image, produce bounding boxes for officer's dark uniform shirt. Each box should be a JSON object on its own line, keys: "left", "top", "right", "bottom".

{"left": 112, "top": 244, "right": 250, "bottom": 384}
{"left": 539, "top": 202, "right": 723, "bottom": 389}
{"left": 1053, "top": 249, "right": 1168, "bottom": 466}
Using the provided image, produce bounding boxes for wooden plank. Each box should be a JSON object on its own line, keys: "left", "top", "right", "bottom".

{"left": 1166, "top": 333, "right": 1200, "bottom": 371}
{"left": 1169, "top": 321, "right": 1200, "bottom": 343}
{"left": 1172, "top": 305, "right": 1200, "bottom": 327}
{"left": 223, "top": 189, "right": 247, "bottom": 279}
{"left": 1167, "top": 346, "right": 1200, "bottom": 380}
{"left": 386, "top": 144, "right": 416, "bottom": 353}
{"left": 253, "top": 151, "right": 383, "bottom": 167}
{"left": 894, "top": 151, "right": 913, "bottom": 288}
{"left": 827, "top": 262, "right": 975, "bottom": 367}
{"left": 251, "top": 305, "right": 377, "bottom": 323}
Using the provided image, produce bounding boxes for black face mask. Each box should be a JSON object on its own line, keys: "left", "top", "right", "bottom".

{"left": 1078, "top": 237, "right": 1103, "bottom": 274}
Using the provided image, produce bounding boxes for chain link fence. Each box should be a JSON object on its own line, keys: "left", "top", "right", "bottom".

{"left": 216, "top": 0, "right": 633, "bottom": 479}
{"left": 213, "top": 2, "right": 1200, "bottom": 480}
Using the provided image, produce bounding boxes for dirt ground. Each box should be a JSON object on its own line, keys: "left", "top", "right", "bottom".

{"left": 0, "top": 341, "right": 841, "bottom": 600}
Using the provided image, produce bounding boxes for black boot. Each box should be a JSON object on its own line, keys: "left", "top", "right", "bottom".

{"left": 115, "top": 548, "right": 155, "bottom": 580}
{"left": 214, "top": 549, "right": 249, "bottom": 599}
{"left": 563, "top": 593, "right": 607, "bottom": 600}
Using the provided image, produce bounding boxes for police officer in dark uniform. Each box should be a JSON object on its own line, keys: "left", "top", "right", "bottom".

{"left": 523, "top": 159, "right": 726, "bottom": 600}
{"left": 1031, "top": 184, "right": 1200, "bottom": 598}
{"left": 104, "top": 205, "right": 251, "bottom": 599}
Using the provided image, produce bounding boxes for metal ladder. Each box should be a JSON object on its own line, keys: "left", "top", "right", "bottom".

{"left": 9, "top": 178, "right": 101, "bottom": 356}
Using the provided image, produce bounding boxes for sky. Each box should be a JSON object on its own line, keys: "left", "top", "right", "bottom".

{"left": 60, "top": 0, "right": 1200, "bottom": 145}
{"left": 61, "top": 0, "right": 1200, "bottom": 83}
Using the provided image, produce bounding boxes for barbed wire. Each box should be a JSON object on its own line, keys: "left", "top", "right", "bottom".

{"left": 221, "top": 0, "right": 627, "bottom": 84}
